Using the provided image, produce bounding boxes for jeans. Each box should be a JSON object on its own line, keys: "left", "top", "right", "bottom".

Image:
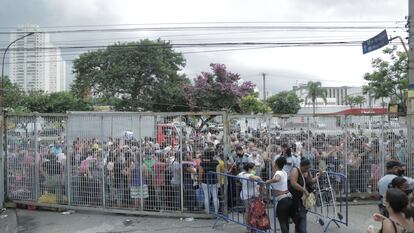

{"left": 201, "top": 183, "right": 219, "bottom": 214}
{"left": 276, "top": 197, "right": 293, "bottom": 233}
{"left": 295, "top": 202, "right": 308, "bottom": 233}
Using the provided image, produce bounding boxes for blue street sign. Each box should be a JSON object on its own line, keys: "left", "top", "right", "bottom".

{"left": 362, "top": 30, "right": 389, "bottom": 54}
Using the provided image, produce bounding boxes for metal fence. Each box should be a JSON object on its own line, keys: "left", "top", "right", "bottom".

{"left": 5, "top": 111, "right": 227, "bottom": 216}
{"left": 228, "top": 114, "right": 408, "bottom": 196}
{"left": 2, "top": 111, "right": 409, "bottom": 216}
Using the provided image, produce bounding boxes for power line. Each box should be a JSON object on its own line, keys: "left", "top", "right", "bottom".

{"left": 0, "top": 25, "right": 404, "bottom": 35}
{"left": 0, "top": 40, "right": 367, "bottom": 51}
{"left": 0, "top": 20, "right": 405, "bottom": 29}
{"left": 1, "top": 41, "right": 405, "bottom": 65}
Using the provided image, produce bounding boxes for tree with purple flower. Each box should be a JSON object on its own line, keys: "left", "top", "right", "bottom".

{"left": 184, "top": 63, "right": 255, "bottom": 112}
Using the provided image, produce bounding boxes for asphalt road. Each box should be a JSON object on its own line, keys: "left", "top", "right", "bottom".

{"left": 10, "top": 204, "right": 379, "bottom": 233}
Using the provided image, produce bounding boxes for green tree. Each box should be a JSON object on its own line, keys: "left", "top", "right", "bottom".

{"left": 353, "top": 95, "right": 365, "bottom": 109}
{"left": 305, "top": 81, "right": 327, "bottom": 115}
{"left": 266, "top": 91, "right": 302, "bottom": 114}
{"left": 239, "top": 92, "right": 270, "bottom": 114}
{"left": 72, "top": 39, "right": 190, "bottom": 112}
{"left": 2, "top": 76, "right": 25, "bottom": 111}
{"left": 345, "top": 95, "right": 356, "bottom": 109}
{"left": 22, "top": 91, "right": 93, "bottom": 113}
{"left": 363, "top": 46, "right": 408, "bottom": 113}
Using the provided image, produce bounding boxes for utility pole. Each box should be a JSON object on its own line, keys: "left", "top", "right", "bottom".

{"left": 408, "top": 0, "right": 414, "bottom": 174}
{"left": 262, "top": 73, "right": 266, "bottom": 101}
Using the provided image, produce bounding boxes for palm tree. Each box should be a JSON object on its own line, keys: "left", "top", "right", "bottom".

{"left": 353, "top": 96, "right": 366, "bottom": 109}
{"left": 305, "top": 81, "right": 327, "bottom": 115}
{"left": 345, "top": 95, "right": 356, "bottom": 109}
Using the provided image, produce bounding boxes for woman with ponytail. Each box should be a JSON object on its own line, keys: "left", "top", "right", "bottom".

{"left": 369, "top": 188, "right": 414, "bottom": 233}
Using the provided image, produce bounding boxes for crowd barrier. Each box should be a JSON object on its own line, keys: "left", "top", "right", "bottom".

{"left": 207, "top": 171, "right": 276, "bottom": 233}
{"left": 309, "top": 169, "right": 348, "bottom": 233}
{"left": 208, "top": 171, "right": 348, "bottom": 233}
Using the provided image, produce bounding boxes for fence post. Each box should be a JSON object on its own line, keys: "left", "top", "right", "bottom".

{"left": 343, "top": 115, "right": 348, "bottom": 179}
{"left": 408, "top": 115, "right": 413, "bottom": 177}
{"left": 138, "top": 115, "right": 144, "bottom": 211}
{"left": 100, "top": 115, "right": 106, "bottom": 209}
{"left": 307, "top": 116, "right": 311, "bottom": 156}
{"left": 222, "top": 111, "right": 230, "bottom": 215}
{"left": 179, "top": 114, "right": 184, "bottom": 212}
{"left": 0, "top": 113, "right": 4, "bottom": 208}
{"left": 34, "top": 115, "right": 40, "bottom": 202}
{"left": 66, "top": 114, "right": 72, "bottom": 207}
{"left": 379, "top": 114, "right": 385, "bottom": 178}
{"left": 267, "top": 114, "right": 272, "bottom": 180}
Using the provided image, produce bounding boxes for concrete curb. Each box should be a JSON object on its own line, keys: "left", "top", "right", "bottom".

{"left": 0, "top": 209, "right": 18, "bottom": 233}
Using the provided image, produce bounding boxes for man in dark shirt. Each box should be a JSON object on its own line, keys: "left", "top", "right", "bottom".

{"left": 199, "top": 150, "right": 219, "bottom": 214}
{"left": 42, "top": 154, "right": 63, "bottom": 203}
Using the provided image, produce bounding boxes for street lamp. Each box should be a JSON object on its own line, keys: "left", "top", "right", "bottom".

{"left": 0, "top": 31, "right": 33, "bottom": 207}
{"left": 1, "top": 32, "right": 34, "bottom": 106}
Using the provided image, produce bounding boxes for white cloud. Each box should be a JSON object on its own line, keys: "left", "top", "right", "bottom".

{"left": 0, "top": 0, "right": 408, "bottom": 94}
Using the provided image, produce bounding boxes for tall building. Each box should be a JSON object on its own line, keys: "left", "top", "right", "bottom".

{"left": 9, "top": 24, "right": 66, "bottom": 92}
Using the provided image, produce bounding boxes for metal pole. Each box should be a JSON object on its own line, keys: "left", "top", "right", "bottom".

{"left": 138, "top": 115, "right": 144, "bottom": 211}
{"left": 179, "top": 114, "right": 184, "bottom": 212}
{"left": 407, "top": 2, "right": 414, "bottom": 174}
{"left": 222, "top": 111, "right": 229, "bottom": 215}
{"left": 100, "top": 115, "right": 105, "bottom": 209}
{"left": 0, "top": 119, "right": 3, "bottom": 208}
{"left": 66, "top": 114, "right": 72, "bottom": 207}
{"left": 389, "top": 36, "right": 409, "bottom": 54}
{"left": 34, "top": 115, "right": 39, "bottom": 202}
{"left": 262, "top": 73, "right": 266, "bottom": 101}
{"left": 380, "top": 114, "right": 385, "bottom": 178}
{"left": 1, "top": 32, "right": 34, "bottom": 207}
{"left": 344, "top": 116, "right": 348, "bottom": 178}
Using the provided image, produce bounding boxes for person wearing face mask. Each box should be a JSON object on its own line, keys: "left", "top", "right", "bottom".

{"left": 227, "top": 145, "right": 253, "bottom": 175}
{"left": 378, "top": 161, "right": 414, "bottom": 216}
{"left": 249, "top": 146, "right": 264, "bottom": 177}
{"left": 227, "top": 145, "right": 253, "bottom": 209}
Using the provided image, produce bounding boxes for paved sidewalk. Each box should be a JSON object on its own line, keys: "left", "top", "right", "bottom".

{"left": 7, "top": 204, "right": 380, "bottom": 233}
{"left": 0, "top": 208, "right": 18, "bottom": 233}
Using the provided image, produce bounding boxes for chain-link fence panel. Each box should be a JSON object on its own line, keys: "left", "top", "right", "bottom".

{"left": 6, "top": 114, "right": 67, "bottom": 205}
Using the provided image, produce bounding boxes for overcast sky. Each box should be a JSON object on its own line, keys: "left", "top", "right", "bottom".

{"left": 0, "top": 0, "right": 409, "bottom": 96}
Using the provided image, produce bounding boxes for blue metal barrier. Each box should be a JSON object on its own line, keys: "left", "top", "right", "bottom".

{"left": 207, "top": 171, "right": 276, "bottom": 233}
{"left": 309, "top": 169, "right": 349, "bottom": 233}
{"left": 206, "top": 170, "right": 348, "bottom": 233}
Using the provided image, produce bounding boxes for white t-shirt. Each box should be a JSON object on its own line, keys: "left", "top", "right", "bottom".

{"left": 238, "top": 171, "right": 259, "bottom": 200}
{"left": 271, "top": 170, "right": 288, "bottom": 192}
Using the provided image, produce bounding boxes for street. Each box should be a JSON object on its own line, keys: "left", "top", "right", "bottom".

{"left": 7, "top": 204, "right": 377, "bottom": 233}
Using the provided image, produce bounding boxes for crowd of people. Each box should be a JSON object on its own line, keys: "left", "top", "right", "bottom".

{"left": 5, "top": 117, "right": 411, "bottom": 233}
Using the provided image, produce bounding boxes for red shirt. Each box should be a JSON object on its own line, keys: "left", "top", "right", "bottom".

{"left": 153, "top": 161, "right": 166, "bottom": 187}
